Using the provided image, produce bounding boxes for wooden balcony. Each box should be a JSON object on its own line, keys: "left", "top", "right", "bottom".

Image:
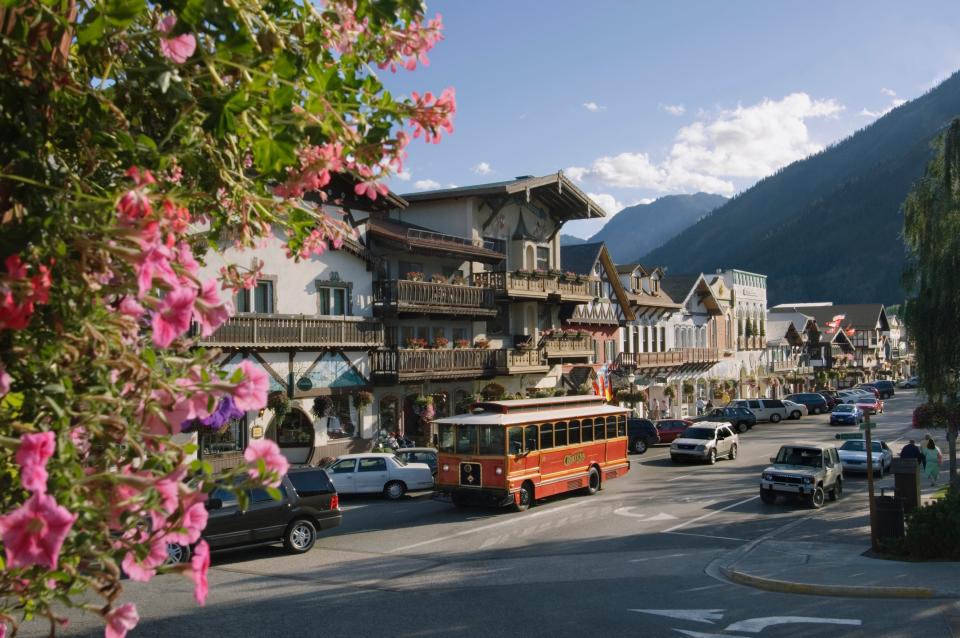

{"left": 769, "top": 360, "right": 795, "bottom": 373}
{"left": 505, "top": 348, "right": 550, "bottom": 374}
{"left": 471, "top": 270, "right": 594, "bottom": 303}
{"left": 615, "top": 350, "right": 686, "bottom": 369}
{"left": 370, "top": 348, "right": 505, "bottom": 381}
{"left": 682, "top": 347, "right": 721, "bottom": 364}
{"left": 542, "top": 334, "right": 594, "bottom": 359}
{"left": 373, "top": 279, "right": 496, "bottom": 318}
{"left": 194, "top": 314, "right": 384, "bottom": 350}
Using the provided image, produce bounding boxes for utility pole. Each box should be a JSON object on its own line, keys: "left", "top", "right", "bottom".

{"left": 864, "top": 411, "right": 878, "bottom": 551}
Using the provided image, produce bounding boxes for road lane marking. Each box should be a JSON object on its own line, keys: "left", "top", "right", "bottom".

{"left": 725, "top": 616, "right": 861, "bottom": 632}
{"left": 629, "top": 609, "right": 723, "bottom": 624}
{"left": 667, "top": 474, "right": 691, "bottom": 482}
{"left": 661, "top": 495, "right": 760, "bottom": 534}
{"left": 664, "top": 531, "right": 748, "bottom": 542}
{"left": 628, "top": 553, "right": 687, "bottom": 563}
{"left": 614, "top": 506, "right": 684, "bottom": 521}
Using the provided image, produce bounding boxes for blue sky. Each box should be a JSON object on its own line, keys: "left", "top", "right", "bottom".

{"left": 382, "top": 1, "right": 960, "bottom": 238}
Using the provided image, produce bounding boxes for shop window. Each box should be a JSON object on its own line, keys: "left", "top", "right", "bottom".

{"left": 277, "top": 409, "right": 314, "bottom": 447}
{"left": 379, "top": 396, "right": 400, "bottom": 437}
{"left": 235, "top": 280, "right": 274, "bottom": 314}
{"left": 200, "top": 414, "right": 246, "bottom": 457}
{"left": 326, "top": 395, "right": 355, "bottom": 439}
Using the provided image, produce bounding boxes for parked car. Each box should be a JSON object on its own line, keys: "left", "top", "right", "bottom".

{"left": 782, "top": 400, "right": 808, "bottom": 420}
{"left": 784, "top": 393, "right": 830, "bottom": 415}
{"left": 760, "top": 443, "right": 843, "bottom": 508}
{"left": 729, "top": 399, "right": 789, "bottom": 423}
{"left": 169, "top": 467, "right": 342, "bottom": 561}
{"left": 855, "top": 384, "right": 881, "bottom": 399}
{"left": 655, "top": 418, "right": 693, "bottom": 443}
{"left": 627, "top": 418, "right": 660, "bottom": 454}
{"left": 691, "top": 406, "right": 757, "bottom": 433}
{"left": 829, "top": 403, "right": 863, "bottom": 425}
{"left": 867, "top": 380, "right": 896, "bottom": 399}
{"left": 813, "top": 390, "right": 839, "bottom": 411}
{"left": 837, "top": 439, "right": 893, "bottom": 477}
{"left": 326, "top": 453, "right": 434, "bottom": 499}
{"left": 854, "top": 395, "right": 883, "bottom": 415}
{"left": 394, "top": 447, "right": 438, "bottom": 476}
{"left": 899, "top": 376, "right": 920, "bottom": 389}
{"left": 670, "top": 422, "right": 739, "bottom": 464}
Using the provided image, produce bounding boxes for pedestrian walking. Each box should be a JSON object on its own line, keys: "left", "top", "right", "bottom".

{"left": 899, "top": 439, "right": 923, "bottom": 466}
{"left": 706, "top": 399, "right": 714, "bottom": 411}
{"left": 922, "top": 438, "right": 942, "bottom": 486}
{"left": 696, "top": 396, "right": 705, "bottom": 416}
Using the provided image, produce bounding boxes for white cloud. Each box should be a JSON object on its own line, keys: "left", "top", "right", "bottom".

{"left": 586, "top": 192, "right": 624, "bottom": 216}
{"left": 881, "top": 87, "right": 897, "bottom": 97}
{"left": 567, "top": 92, "right": 844, "bottom": 196}
{"left": 395, "top": 170, "right": 411, "bottom": 181}
{"left": 662, "top": 104, "right": 686, "bottom": 116}
{"left": 413, "top": 179, "right": 441, "bottom": 190}
{"left": 860, "top": 88, "right": 907, "bottom": 118}
{"left": 583, "top": 101, "right": 606, "bottom": 112}
{"left": 472, "top": 161, "right": 493, "bottom": 175}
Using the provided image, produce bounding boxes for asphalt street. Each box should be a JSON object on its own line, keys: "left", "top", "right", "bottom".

{"left": 40, "top": 389, "right": 960, "bottom": 638}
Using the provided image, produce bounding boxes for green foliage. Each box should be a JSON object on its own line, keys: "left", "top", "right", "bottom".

{"left": 883, "top": 486, "right": 960, "bottom": 560}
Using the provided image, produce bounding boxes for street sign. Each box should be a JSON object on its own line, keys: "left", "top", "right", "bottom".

{"left": 835, "top": 432, "right": 864, "bottom": 440}
{"left": 859, "top": 421, "right": 875, "bottom": 431}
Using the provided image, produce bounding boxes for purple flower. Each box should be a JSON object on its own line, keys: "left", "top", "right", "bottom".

{"left": 181, "top": 396, "right": 244, "bottom": 432}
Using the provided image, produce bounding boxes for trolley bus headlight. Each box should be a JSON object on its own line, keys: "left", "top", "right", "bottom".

{"left": 495, "top": 467, "right": 503, "bottom": 475}
{"left": 442, "top": 464, "right": 450, "bottom": 472}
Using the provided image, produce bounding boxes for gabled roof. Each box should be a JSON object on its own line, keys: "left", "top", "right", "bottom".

{"left": 766, "top": 320, "right": 804, "bottom": 347}
{"left": 616, "top": 263, "right": 648, "bottom": 276}
{"left": 775, "top": 304, "right": 889, "bottom": 332}
{"left": 365, "top": 216, "right": 505, "bottom": 263}
{"left": 560, "top": 242, "right": 604, "bottom": 276}
{"left": 401, "top": 172, "right": 606, "bottom": 221}
{"left": 660, "top": 275, "right": 701, "bottom": 305}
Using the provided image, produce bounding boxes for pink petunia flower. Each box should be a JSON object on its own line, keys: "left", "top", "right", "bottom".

{"left": 104, "top": 603, "right": 139, "bottom": 638}
{"left": 120, "top": 535, "right": 168, "bottom": 582}
{"left": 231, "top": 360, "right": 269, "bottom": 411}
{"left": 243, "top": 438, "right": 289, "bottom": 488}
{"left": 0, "top": 362, "right": 11, "bottom": 397}
{"left": 193, "top": 279, "right": 232, "bottom": 337}
{"left": 0, "top": 492, "right": 77, "bottom": 569}
{"left": 166, "top": 501, "right": 208, "bottom": 546}
{"left": 158, "top": 15, "right": 196, "bottom": 64}
{"left": 151, "top": 285, "right": 198, "bottom": 347}
{"left": 16, "top": 431, "right": 55, "bottom": 493}
{"left": 118, "top": 296, "right": 146, "bottom": 320}
{"left": 189, "top": 540, "right": 211, "bottom": 606}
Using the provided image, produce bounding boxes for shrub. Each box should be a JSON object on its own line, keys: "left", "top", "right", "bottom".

{"left": 884, "top": 486, "right": 960, "bottom": 560}
{"left": 912, "top": 403, "right": 960, "bottom": 429}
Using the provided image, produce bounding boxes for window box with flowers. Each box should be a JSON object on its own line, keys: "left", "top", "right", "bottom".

{"left": 474, "top": 337, "right": 490, "bottom": 349}
{"left": 513, "top": 269, "right": 533, "bottom": 279}
{"left": 533, "top": 269, "right": 548, "bottom": 278}
{"left": 405, "top": 271, "right": 423, "bottom": 282}
{"left": 405, "top": 337, "right": 428, "bottom": 349}
{"left": 562, "top": 271, "right": 578, "bottom": 282}
{"left": 549, "top": 268, "right": 562, "bottom": 277}
{"left": 453, "top": 338, "right": 471, "bottom": 349}
{"left": 431, "top": 336, "right": 449, "bottom": 349}
{"left": 430, "top": 273, "right": 446, "bottom": 284}
{"left": 450, "top": 273, "right": 466, "bottom": 286}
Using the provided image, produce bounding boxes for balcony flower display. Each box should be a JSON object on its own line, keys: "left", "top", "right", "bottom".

{"left": 450, "top": 274, "right": 466, "bottom": 286}
{"left": 412, "top": 395, "right": 435, "bottom": 421}
{"left": 534, "top": 268, "right": 547, "bottom": 277}
{"left": 430, "top": 273, "right": 446, "bottom": 283}
{"left": 405, "top": 337, "right": 428, "bottom": 349}
{"left": 474, "top": 337, "right": 490, "bottom": 349}
{"left": 548, "top": 268, "right": 562, "bottom": 277}
{"left": 453, "top": 338, "right": 471, "bottom": 349}
{"left": 513, "top": 268, "right": 533, "bottom": 279}
{"left": 431, "top": 336, "right": 449, "bottom": 349}
{"left": 405, "top": 271, "right": 423, "bottom": 281}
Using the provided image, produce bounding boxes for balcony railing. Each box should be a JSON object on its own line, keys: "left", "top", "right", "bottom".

{"left": 370, "top": 346, "right": 552, "bottom": 381}
{"left": 373, "top": 279, "right": 496, "bottom": 317}
{"left": 681, "top": 347, "right": 721, "bottom": 364}
{"left": 471, "top": 270, "right": 594, "bottom": 302}
{"left": 195, "top": 314, "right": 384, "bottom": 349}
{"left": 506, "top": 348, "right": 550, "bottom": 373}
{"left": 769, "top": 360, "right": 795, "bottom": 373}
{"left": 542, "top": 334, "right": 594, "bottom": 358}
{"left": 737, "top": 336, "right": 764, "bottom": 350}
{"left": 616, "top": 350, "right": 686, "bottom": 369}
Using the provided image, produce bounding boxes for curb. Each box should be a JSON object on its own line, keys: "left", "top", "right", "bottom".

{"left": 719, "top": 564, "right": 940, "bottom": 599}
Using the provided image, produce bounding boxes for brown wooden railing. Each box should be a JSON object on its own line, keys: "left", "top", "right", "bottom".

{"left": 370, "top": 348, "right": 505, "bottom": 379}
{"left": 769, "top": 360, "right": 795, "bottom": 372}
{"left": 373, "top": 279, "right": 495, "bottom": 316}
{"left": 542, "top": 334, "right": 594, "bottom": 357}
{"left": 682, "top": 347, "right": 721, "bottom": 364}
{"left": 615, "top": 351, "right": 686, "bottom": 368}
{"left": 506, "top": 348, "right": 549, "bottom": 371}
{"left": 195, "top": 314, "right": 384, "bottom": 348}
{"left": 471, "top": 270, "right": 593, "bottom": 300}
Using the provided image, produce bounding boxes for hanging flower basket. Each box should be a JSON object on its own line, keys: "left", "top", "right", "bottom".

{"left": 412, "top": 395, "right": 435, "bottom": 422}
{"left": 311, "top": 396, "right": 334, "bottom": 419}
{"left": 353, "top": 390, "right": 373, "bottom": 411}
{"left": 267, "top": 391, "right": 290, "bottom": 422}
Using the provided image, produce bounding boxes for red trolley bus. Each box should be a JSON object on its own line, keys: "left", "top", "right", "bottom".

{"left": 433, "top": 395, "right": 630, "bottom": 510}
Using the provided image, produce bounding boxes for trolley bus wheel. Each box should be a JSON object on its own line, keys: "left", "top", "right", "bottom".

{"left": 585, "top": 466, "right": 601, "bottom": 495}
{"left": 513, "top": 481, "right": 534, "bottom": 512}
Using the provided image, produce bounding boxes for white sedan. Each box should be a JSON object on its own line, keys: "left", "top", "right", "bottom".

{"left": 781, "top": 399, "right": 808, "bottom": 420}
{"left": 837, "top": 439, "right": 893, "bottom": 478}
{"left": 326, "top": 453, "right": 434, "bottom": 499}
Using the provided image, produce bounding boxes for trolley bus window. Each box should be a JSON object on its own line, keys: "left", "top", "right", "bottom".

{"left": 594, "top": 418, "right": 606, "bottom": 441}
{"left": 582, "top": 417, "right": 594, "bottom": 442}
{"left": 525, "top": 425, "right": 539, "bottom": 452}
{"left": 606, "top": 416, "right": 617, "bottom": 439}
{"left": 568, "top": 419, "right": 580, "bottom": 445}
{"left": 617, "top": 415, "right": 626, "bottom": 437}
{"left": 540, "top": 424, "right": 554, "bottom": 450}
{"left": 478, "top": 425, "right": 505, "bottom": 455}
{"left": 508, "top": 427, "right": 523, "bottom": 455}
{"left": 456, "top": 425, "right": 478, "bottom": 455}
{"left": 438, "top": 424, "right": 455, "bottom": 453}
{"left": 554, "top": 421, "right": 567, "bottom": 447}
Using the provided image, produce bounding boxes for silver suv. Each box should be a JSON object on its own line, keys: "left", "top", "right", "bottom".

{"left": 760, "top": 443, "right": 843, "bottom": 508}
{"left": 670, "top": 422, "right": 739, "bottom": 465}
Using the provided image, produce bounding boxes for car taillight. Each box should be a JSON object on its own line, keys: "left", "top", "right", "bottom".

{"left": 330, "top": 493, "right": 339, "bottom": 510}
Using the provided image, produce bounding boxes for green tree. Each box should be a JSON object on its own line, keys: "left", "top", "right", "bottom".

{"left": 903, "top": 119, "right": 960, "bottom": 483}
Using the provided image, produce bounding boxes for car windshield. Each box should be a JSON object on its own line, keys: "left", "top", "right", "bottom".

{"left": 834, "top": 405, "right": 854, "bottom": 412}
{"left": 392, "top": 454, "right": 407, "bottom": 466}
{"left": 682, "top": 428, "right": 716, "bottom": 440}
{"left": 840, "top": 440, "right": 882, "bottom": 452}
{"left": 775, "top": 447, "right": 823, "bottom": 467}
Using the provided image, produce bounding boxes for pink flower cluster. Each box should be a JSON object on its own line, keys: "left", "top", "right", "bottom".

{"left": 0, "top": 255, "right": 53, "bottom": 331}
{"left": 409, "top": 87, "right": 456, "bottom": 144}
{"left": 158, "top": 15, "right": 197, "bottom": 65}
{"left": 275, "top": 142, "right": 344, "bottom": 199}
{"left": 376, "top": 13, "right": 444, "bottom": 72}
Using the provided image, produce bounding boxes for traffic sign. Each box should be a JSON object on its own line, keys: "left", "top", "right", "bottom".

{"left": 835, "top": 432, "right": 864, "bottom": 440}
{"left": 858, "top": 421, "right": 875, "bottom": 431}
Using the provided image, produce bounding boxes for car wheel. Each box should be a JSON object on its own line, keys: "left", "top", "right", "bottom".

{"left": 791, "top": 410, "right": 802, "bottom": 420}
{"left": 384, "top": 480, "right": 406, "bottom": 500}
{"left": 164, "top": 542, "right": 191, "bottom": 566}
{"left": 760, "top": 489, "right": 776, "bottom": 505}
{"left": 283, "top": 518, "right": 317, "bottom": 554}
{"left": 736, "top": 422, "right": 748, "bottom": 434}
{"left": 670, "top": 455, "right": 681, "bottom": 463}
{"left": 829, "top": 478, "right": 843, "bottom": 501}
{"left": 770, "top": 413, "right": 782, "bottom": 423}
{"left": 707, "top": 448, "right": 717, "bottom": 465}
{"left": 807, "top": 486, "right": 825, "bottom": 509}
{"left": 729, "top": 443, "right": 738, "bottom": 460}
{"left": 585, "top": 466, "right": 601, "bottom": 495}
{"left": 513, "top": 481, "right": 534, "bottom": 511}
{"left": 632, "top": 438, "right": 648, "bottom": 454}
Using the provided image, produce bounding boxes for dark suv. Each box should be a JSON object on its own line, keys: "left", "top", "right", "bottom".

{"left": 865, "top": 380, "right": 895, "bottom": 399}
{"left": 691, "top": 407, "right": 756, "bottom": 433}
{"left": 627, "top": 418, "right": 659, "bottom": 454}
{"left": 785, "top": 393, "right": 830, "bottom": 415}
{"left": 170, "top": 468, "right": 342, "bottom": 562}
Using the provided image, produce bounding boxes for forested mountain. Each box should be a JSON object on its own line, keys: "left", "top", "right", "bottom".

{"left": 642, "top": 71, "right": 960, "bottom": 306}
{"left": 559, "top": 234, "right": 587, "bottom": 247}
{"left": 560, "top": 193, "right": 727, "bottom": 262}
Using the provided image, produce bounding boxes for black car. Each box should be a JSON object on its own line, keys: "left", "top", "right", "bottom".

{"left": 627, "top": 418, "right": 659, "bottom": 454}
{"left": 864, "top": 380, "right": 895, "bottom": 399}
{"left": 784, "top": 392, "right": 830, "bottom": 414}
{"left": 691, "top": 407, "right": 756, "bottom": 433}
{"left": 170, "top": 468, "right": 342, "bottom": 562}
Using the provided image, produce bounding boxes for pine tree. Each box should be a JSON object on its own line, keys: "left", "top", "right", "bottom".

{"left": 903, "top": 118, "right": 960, "bottom": 483}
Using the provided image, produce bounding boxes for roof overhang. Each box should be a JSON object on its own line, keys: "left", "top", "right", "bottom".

{"left": 365, "top": 216, "right": 505, "bottom": 264}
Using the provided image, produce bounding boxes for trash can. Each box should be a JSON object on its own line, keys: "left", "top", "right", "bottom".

{"left": 891, "top": 458, "right": 921, "bottom": 513}
{"left": 874, "top": 494, "right": 905, "bottom": 541}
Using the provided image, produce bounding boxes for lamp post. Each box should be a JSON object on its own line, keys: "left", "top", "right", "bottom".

{"left": 627, "top": 372, "right": 637, "bottom": 415}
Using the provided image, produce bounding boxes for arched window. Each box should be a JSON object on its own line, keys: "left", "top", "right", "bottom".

{"left": 525, "top": 245, "right": 535, "bottom": 270}
{"left": 277, "top": 409, "right": 314, "bottom": 447}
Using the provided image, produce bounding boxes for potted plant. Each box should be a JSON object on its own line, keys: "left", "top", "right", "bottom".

{"left": 405, "top": 271, "right": 423, "bottom": 282}
{"left": 405, "top": 336, "right": 427, "bottom": 349}
{"left": 549, "top": 268, "right": 562, "bottom": 277}
{"left": 266, "top": 390, "right": 290, "bottom": 422}
{"left": 663, "top": 386, "right": 675, "bottom": 399}
{"left": 431, "top": 335, "right": 449, "bottom": 349}
{"left": 453, "top": 338, "right": 470, "bottom": 349}
{"left": 450, "top": 273, "right": 466, "bottom": 286}
{"left": 533, "top": 268, "right": 547, "bottom": 277}
{"left": 563, "top": 270, "right": 577, "bottom": 282}
{"left": 412, "top": 395, "right": 435, "bottom": 421}
{"left": 474, "top": 337, "right": 490, "bottom": 349}
{"left": 352, "top": 390, "right": 373, "bottom": 411}
{"left": 311, "top": 396, "right": 333, "bottom": 419}
{"left": 430, "top": 273, "right": 446, "bottom": 284}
